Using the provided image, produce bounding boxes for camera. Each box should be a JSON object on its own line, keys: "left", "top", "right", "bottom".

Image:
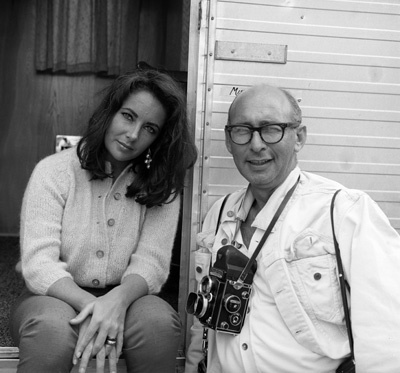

{"left": 186, "top": 245, "right": 257, "bottom": 335}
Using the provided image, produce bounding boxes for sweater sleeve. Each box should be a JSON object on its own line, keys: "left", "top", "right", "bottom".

{"left": 20, "top": 155, "right": 73, "bottom": 295}
{"left": 121, "top": 194, "right": 181, "bottom": 294}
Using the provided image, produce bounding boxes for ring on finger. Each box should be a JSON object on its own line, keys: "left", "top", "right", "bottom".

{"left": 105, "top": 337, "right": 117, "bottom": 346}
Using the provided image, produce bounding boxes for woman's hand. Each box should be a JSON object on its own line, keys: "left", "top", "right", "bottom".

{"left": 70, "top": 292, "right": 127, "bottom": 373}
{"left": 71, "top": 314, "right": 119, "bottom": 373}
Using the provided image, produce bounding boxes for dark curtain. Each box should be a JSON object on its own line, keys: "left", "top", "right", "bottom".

{"left": 35, "top": 0, "right": 187, "bottom": 76}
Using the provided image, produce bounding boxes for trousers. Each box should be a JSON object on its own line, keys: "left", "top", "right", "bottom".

{"left": 10, "top": 287, "right": 181, "bottom": 373}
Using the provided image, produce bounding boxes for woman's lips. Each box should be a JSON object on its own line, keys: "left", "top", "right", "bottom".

{"left": 117, "top": 140, "right": 134, "bottom": 151}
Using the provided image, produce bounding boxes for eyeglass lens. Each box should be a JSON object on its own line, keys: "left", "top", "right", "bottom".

{"left": 229, "top": 125, "right": 285, "bottom": 145}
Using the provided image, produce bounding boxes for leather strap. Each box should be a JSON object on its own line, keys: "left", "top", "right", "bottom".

{"left": 236, "top": 177, "right": 300, "bottom": 286}
{"left": 330, "top": 190, "right": 354, "bottom": 360}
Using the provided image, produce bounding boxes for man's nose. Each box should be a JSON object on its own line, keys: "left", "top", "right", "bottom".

{"left": 250, "top": 131, "right": 267, "bottom": 151}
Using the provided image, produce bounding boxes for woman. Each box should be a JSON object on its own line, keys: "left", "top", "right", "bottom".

{"left": 10, "top": 69, "right": 197, "bottom": 373}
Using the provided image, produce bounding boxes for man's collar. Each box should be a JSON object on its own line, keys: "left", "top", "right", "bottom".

{"left": 238, "top": 167, "right": 301, "bottom": 229}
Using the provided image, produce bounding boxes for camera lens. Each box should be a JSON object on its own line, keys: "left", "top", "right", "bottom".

{"left": 199, "top": 276, "right": 213, "bottom": 294}
{"left": 186, "top": 292, "right": 209, "bottom": 318}
{"left": 223, "top": 295, "right": 241, "bottom": 313}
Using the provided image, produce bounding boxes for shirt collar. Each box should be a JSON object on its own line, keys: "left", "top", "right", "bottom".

{"left": 238, "top": 167, "right": 301, "bottom": 230}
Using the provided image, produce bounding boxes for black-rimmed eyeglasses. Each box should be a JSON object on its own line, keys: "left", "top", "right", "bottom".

{"left": 225, "top": 123, "right": 298, "bottom": 145}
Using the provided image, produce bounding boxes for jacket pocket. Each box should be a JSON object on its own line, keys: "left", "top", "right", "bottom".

{"left": 287, "top": 231, "right": 343, "bottom": 324}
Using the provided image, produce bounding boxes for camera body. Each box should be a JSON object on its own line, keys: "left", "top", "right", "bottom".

{"left": 186, "top": 245, "right": 257, "bottom": 335}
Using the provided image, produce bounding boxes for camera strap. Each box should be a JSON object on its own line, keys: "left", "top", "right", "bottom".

{"left": 330, "top": 190, "right": 355, "bottom": 367}
{"left": 235, "top": 176, "right": 300, "bottom": 287}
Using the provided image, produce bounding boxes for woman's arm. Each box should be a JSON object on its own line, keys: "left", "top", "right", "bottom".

{"left": 20, "top": 154, "right": 74, "bottom": 294}
{"left": 121, "top": 194, "right": 182, "bottom": 294}
{"left": 47, "top": 277, "right": 96, "bottom": 312}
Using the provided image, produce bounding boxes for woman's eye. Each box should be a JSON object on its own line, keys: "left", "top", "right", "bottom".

{"left": 122, "top": 112, "right": 133, "bottom": 121}
{"left": 144, "top": 125, "right": 156, "bottom": 134}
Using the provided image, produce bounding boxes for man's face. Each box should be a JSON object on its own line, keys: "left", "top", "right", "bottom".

{"left": 225, "top": 86, "right": 306, "bottom": 197}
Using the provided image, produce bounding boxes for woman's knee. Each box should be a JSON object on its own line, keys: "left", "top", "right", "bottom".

{"left": 124, "top": 295, "right": 181, "bottom": 347}
{"left": 10, "top": 293, "right": 78, "bottom": 372}
{"left": 11, "top": 292, "right": 77, "bottom": 350}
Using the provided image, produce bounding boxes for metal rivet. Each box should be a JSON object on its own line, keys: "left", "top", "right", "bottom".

{"left": 314, "top": 273, "right": 322, "bottom": 280}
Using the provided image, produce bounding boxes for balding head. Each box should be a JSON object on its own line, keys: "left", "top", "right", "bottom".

{"left": 228, "top": 84, "right": 302, "bottom": 127}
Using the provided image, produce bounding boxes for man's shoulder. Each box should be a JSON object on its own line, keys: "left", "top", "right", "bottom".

{"left": 300, "top": 170, "right": 367, "bottom": 203}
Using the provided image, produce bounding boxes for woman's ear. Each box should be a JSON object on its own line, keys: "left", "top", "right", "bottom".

{"left": 294, "top": 125, "right": 307, "bottom": 153}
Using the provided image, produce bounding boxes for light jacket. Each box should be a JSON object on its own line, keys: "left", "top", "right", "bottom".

{"left": 185, "top": 167, "right": 400, "bottom": 373}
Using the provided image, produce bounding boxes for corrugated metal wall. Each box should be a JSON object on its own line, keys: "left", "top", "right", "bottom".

{"left": 192, "top": 0, "right": 400, "bottom": 233}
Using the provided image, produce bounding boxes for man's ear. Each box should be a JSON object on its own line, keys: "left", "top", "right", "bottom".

{"left": 225, "top": 129, "right": 233, "bottom": 154}
{"left": 294, "top": 125, "right": 307, "bottom": 153}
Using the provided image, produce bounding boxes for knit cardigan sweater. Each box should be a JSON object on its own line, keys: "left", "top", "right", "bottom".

{"left": 20, "top": 147, "right": 180, "bottom": 295}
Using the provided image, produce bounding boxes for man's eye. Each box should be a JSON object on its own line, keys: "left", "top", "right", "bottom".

{"left": 262, "top": 125, "right": 281, "bottom": 134}
{"left": 232, "top": 127, "right": 250, "bottom": 135}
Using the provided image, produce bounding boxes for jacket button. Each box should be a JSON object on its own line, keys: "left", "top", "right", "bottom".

{"left": 114, "top": 193, "right": 121, "bottom": 200}
{"left": 242, "top": 343, "right": 248, "bottom": 350}
{"left": 108, "top": 219, "right": 115, "bottom": 226}
{"left": 92, "top": 279, "right": 100, "bottom": 286}
{"left": 227, "top": 211, "right": 234, "bottom": 217}
{"left": 314, "top": 272, "right": 322, "bottom": 280}
{"left": 96, "top": 250, "right": 104, "bottom": 258}
{"left": 221, "top": 238, "right": 228, "bottom": 245}
{"left": 196, "top": 266, "right": 203, "bottom": 273}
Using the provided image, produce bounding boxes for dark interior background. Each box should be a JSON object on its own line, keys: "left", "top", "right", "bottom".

{"left": 0, "top": 0, "right": 190, "bottom": 347}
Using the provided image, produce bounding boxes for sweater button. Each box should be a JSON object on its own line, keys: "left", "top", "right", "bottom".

{"left": 108, "top": 219, "right": 115, "bottom": 226}
{"left": 96, "top": 250, "right": 104, "bottom": 258}
{"left": 114, "top": 193, "right": 121, "bottom": 200}
{"left": 92, "top": 279, "right": 100, "bottom": 286}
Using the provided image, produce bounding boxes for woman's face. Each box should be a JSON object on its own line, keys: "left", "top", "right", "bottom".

{"left": 104, "top": 89, "right": 167, "bottom": 173}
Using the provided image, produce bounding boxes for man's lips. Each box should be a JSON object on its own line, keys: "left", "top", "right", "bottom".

{"left": 247, "top": 159, "right": 271, "bottom": 165}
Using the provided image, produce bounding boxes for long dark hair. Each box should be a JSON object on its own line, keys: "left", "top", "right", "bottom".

{"left": 77, "top": 69, "right": 197, "bottom": 207}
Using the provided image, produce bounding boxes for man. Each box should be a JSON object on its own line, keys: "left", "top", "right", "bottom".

{"left": 185, "top": 84, "right": 400, "bottom": 372}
